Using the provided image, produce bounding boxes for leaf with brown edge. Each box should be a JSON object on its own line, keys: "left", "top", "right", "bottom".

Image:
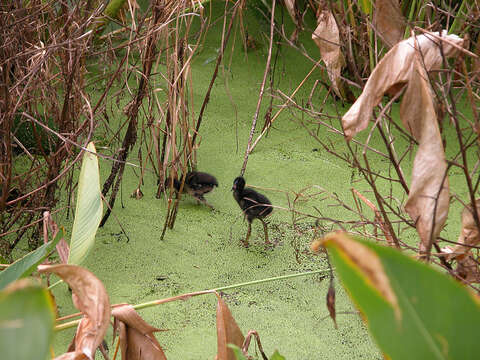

{"left": 112, "top": 304, "right": 167, "bottom": 360}
{"left": 314, "top": 232, "right": 400, "bottom": 320}
{"left": 216, "top": 292, "right": 245, "bottom": 360}
{"left": 342, "top": 31, "right": 464, "bottom": 140}
{"left": 373, "top": 0, "right": 405, "bottom": 48}
{"left": 312, "top": 6, "right": 344, "bottom": 98}
{"left": 38, "top": 264, "right": 110, "bottom": 360}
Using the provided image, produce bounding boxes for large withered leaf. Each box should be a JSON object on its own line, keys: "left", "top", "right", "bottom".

{"left": 216, "top": 293, "right": 245, "bottom": 360}
{"left": 38, "top": 264, "right": 110, "bottom": 360}
{"left": 372, "top": 0, "right": 405, "bottom": 47}
{"left": 400, "top": 53, "right": 450, "bottom": 254}
{"left": 312, "top": 7, "right": 344, "bottom": 98}
{"left": 112, "top": 304, "right": 167, "bottom": 360}
{"left": 342, "top": 31, "right": 464, "bottom": 140}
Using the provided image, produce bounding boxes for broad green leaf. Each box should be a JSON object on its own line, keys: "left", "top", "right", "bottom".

{"left": 0, "top": 231, "right": 62, "bottom": 290}
{"left": 68, "top": 142, "right": 103, "bottom": 265}
{"left": 321, "top": 232, "right": 480, "bottom": 360}
{"left": 0, "top": 280, "right": 55, "bottom": 360}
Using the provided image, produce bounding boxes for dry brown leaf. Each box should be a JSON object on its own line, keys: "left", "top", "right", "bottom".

{"left": 373, "top": 0, "right": 405, "bottom": 47}
{"left": 400, "top": 52, "right": 450, "bottom": 254}
{"left": 38, "top": 264, "right": 110, "bottom": 360}
{"left": 312, "top": 7, "right": 344, "bottom": 98}
{"left": 447, "top": 200, "right": 480, "bottom": 260}
{"left": 319, "top": 232, "right": 400, "bottom": 319}
{"left": 456, "top": 255, "right": 480, "bottom": 283}
{"left": 56, "top": 239, "right": 70, "bottom": 264}
{"left": 342, "top": 31, "right": 464, "bottom": 254}
{"left": 112, "top": 304, "right": 167, "bottom": 360}
{"left": 216, "top": 293, "right": 245, "bottom": 360}
{"left": 326, "top": 280, "right": 337, "bottom": 329}
{"left": 342, "top": 31, "right": 464, "bottom": 140}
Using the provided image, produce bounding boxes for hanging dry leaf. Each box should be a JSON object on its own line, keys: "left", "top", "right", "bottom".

{"left": 373, "top": 0, "right": 405, "bottom": 47}
{"left": 112, "top": 304, "right": 167, "bottom": 360}
{"left": 216, "top": 293, "right": 245, "bottom": 360}
{"left": 446, "top": 200, "right": 480, "bottom": 260}
{"left": 38, "top": 264, "right": 110, "bottom": 360}
{"left": 56, "top": 239, "right": 70, "bottom": 264}
{"left": 342, "top": 31, "right": 464, "bottom": 140}
{"left": 312, "top": 7, "right": 344, "bottom": 98}
{"left": 456, "top": 255, "right": 480, "bottom": 283}
{"left": 326, "top": 280, "right": 337, "bottom": 329}
{"left": 314, "top": 232, "right": 400, "bottom": 319}
{"left": 400, "top": 52, "right": 450, "bottom": 254}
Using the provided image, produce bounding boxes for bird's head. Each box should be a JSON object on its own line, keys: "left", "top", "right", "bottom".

{"left": 232, "top": 176, "right": 245, "bottom": 192}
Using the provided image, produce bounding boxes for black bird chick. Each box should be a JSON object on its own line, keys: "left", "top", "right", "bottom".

{"left": 165, "top": 171, "right": 218, "bottom": 209}
{"left": 232, "top": 176, "right": 273, "bottom": 246}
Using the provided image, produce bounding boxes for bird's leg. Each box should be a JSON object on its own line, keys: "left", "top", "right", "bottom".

{"left": 243, "top": 222, "right": 251, "bottom": 247}
{"left": 194, "top": 195, "right": 214, "bottom": 209}
{"left": 260, "top": 219, "right": 270, "bottom": 245}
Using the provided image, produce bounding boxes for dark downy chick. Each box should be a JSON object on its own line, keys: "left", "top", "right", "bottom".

{"left": 165, "top": 171, "right": 218, "bottom": 209}
{"left": 232, "top": 176, "right": 273, "bottom": 246}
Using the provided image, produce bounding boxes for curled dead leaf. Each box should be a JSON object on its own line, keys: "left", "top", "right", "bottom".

{"left": 326, "top": 280, "right": 337, "bottom": 329}
{"left": 112, "top": 304, "right": 167, "bottom": 360}
{"left": 373, "top": 0, "right": 405, "bottom": 47}
{"left": 401, "top": 52, "right": 450, "bottom": 255}
{"left": 342, "top": 31, "right": 464, "bottom": 140}
{"left": 38, "top": 264, "right": 110, "bottom": 360}
{"left": 448, "top": 200, "right": 480, "bottom": 260}
{"left": 216, "top": 292, "right": 245, "bottom": 360}
{"left": 342, "top": 30, "right": 463, "bottom": 255}
{"left": 312, "top": 7, "right": 344, "bottom": 98}
{"left": 319, "top": 232, "right": 400, "bottom": 319}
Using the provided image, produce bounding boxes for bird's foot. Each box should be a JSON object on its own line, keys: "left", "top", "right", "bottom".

{"left": 241, "top": 239, "right": 250, "bottom": 248}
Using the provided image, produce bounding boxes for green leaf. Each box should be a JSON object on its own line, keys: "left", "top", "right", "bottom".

{"left": 0, "top": 232, "right": 62, "bottom": 290}
{"left": 323, "top": 233, "right": 480, "bottom": 360}
{"left": 68, "top": 142, "right": 103, "bottom": 266}
{"left": 0, "top": 280, "right": 55, "bottom": 360}
{"left": 228, "top": 344, "right": 248, "bottom": 360}
{"left": 270, "top": 350, "right": 286, "bottom": 360}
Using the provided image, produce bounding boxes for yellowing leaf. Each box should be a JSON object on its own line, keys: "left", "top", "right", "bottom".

{"left": 373, "top": 0, "right": 405, "bottom": 47}
{"left": 216, "top": 293, "right": 245, "bottom": 360}
{"left": 112, "top": 304, "right": 167, "bottom": 360}
{"left": 316, "top": 232, "right": 400, "bottom": 319}
{"left": 312, "top": 7, "right": 344, "bottom": 98}
{"left": 38, "top": 264, "right": 110, "bottom": 360}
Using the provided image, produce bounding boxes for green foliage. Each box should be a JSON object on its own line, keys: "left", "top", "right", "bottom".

{"left": 325, "top": 235, "right": 480, "bottom": 360}
{"left": 67, "top": 142, "right": 103, "bottom": 266}
{"left": 0, "top": 280, "right": 55, "bottom": 360}
{"left": 0, "top": 232, "right": 62, "bottom": 290}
